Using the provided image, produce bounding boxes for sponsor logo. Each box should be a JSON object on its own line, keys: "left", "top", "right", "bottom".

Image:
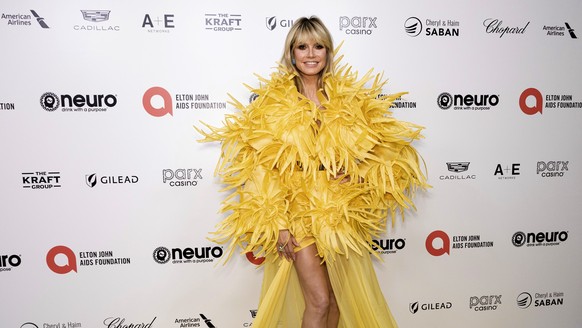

{"left": 143, "top": 86, "right": 226, "bottom": 117}
{"left": 205, "top": 13, "right": 242, "bottom": 32}
{"left": 75, "top": 10, "right": 120, "bottom": 31}
{"left": 409, "top": 301, "right": 453, "bottom": 314}
{"left": 249, "top": 93, "right": 259, "bottom": 104}
{"left": 142, "top": 14, "right": 175, "bottom": 33}
{"left": 1, "top": 10, "right": 49, "bottom": 28}
{"left": 174, "top": 317, "right": 202, "bottom": 327}
{"left": 339, "top": 16, "right": 377, "bottom": 35}
{"left": 46, "top": 245, "right": 131, "bottom": 274}
{"left": 512, "top": 231, "right": 568, "bottom": 247}
{"left": 517, "top": 291, "right": 564, "bottom": 309}
{"left": 543, "top": 22, "right": 577, "bottom": 38}
{"left": 426, "top": 230, "right": 494, "bottom": 256}
{"left": 22, "top": 322, "right": 81, "bottom": 328}
{"left": 516, "top": 292, "right": 532, "bottom": 309}
{"left": 438, "top": 92, "right": 499, "bottom": 111}
{"left": 22, "top": 171, "right": 61, "bottom": 189}
{"left": 470, "top": 295, "right": 502, "bottom": 311}
{"left": 0, "top": 101, "right": 16, "bottom": 110}
{"left": 242, "top": 310, "right": 257, "bottom": 327}
{"left": 245, "top": 252, "right": 265, "bottom": 266}
{"left": 378, "top": 93, "right": 417, "bottom": 109}
{"left": 20, "top": 323, "right": 39, "bottom": 328}
{"left": 103, "top": 317, "right": 156, "bottom": 328}
{"left": 0, "top": 253, "right": 22, "bottom": 272}
{"left": 371, "top": 238, "right": 406, "bottom": 254}
{"left": 493, "top": 163, "right": 520, "bottom": 180}
{"left": 265, "top": 16, "right": 294, "bottom": 31}
{"left": 483, "top": 19, "right": 530, "bottom": 37}
{"left": 200, "top": 314, "right": 216, "bottom": 327}
{"left": 565, "top": 22, "right": 577, "bottom": 38}
{"left": 153, "top": 246, "right": 223, "bottom": 264}
{"left": 162, "top": 169, "right": 202, "bottom": 187}
{"left": 85, "top": 173, "right": 139, "bottom": 187}
{"left": 404, "top": 17, "right": 460, "bottom": 37}
{"left": 40, "top": 92, "right": 118, "bottom": 113}
{"left": 440, "top": 162, "right": 476, "bottom": 181}
{"left": 519, "top": 87, "right": 582, "bottom": 115}
{"left": 537, "top": 161, "right": 568, "bottom": 178}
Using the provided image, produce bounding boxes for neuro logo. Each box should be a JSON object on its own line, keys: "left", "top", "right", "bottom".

{"left": 426, "top": 230, "right": 450, "bottom": 256}
{"left": 437, "top": 92, "right": 452, "bottom": 109}
{"left": 517, "top": 292, "right": 532, "bottom": 309}
{"left": 40, "top": 92, "right": 60, "bottom": 111}
{"left": 447, "top": 162, "right": 470, "bottom": 173}
{"left": 512, "top": 232, "right": 526, "bottom": 247}
{"left": 519, "top": 88, "right": 543, "bottom": 115}
{"left": 46, "top": 245, "right": 77, "bottom": 274}
{"left": 143, "top": 86, "right": 173, "bottom": 117}
{"left": 81, "top": 10, "right": 110, "bottom": 23}
{"left": 153, "top": 247, "right": 171, "bottom": 264}
{"left": 409, "top": 302, "right": 420, "bottom": 314}
{"left": 30, "top": 10, "right": 49, "bottom": 28}
{"left": 404, "top": 17, "right": 422, "bottom": 37}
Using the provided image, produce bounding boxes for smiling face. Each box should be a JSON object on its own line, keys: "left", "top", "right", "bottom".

{"left": 293, "top": 39, "right": 327, "bottom": 79}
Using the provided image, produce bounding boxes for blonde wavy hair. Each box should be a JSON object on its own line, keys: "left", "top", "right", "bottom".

{"left": 281, "top": 16, "right": 335, "bottom": 95}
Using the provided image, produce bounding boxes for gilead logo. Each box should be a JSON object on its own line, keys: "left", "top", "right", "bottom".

{"left": 143, "top": 86, "right": 173, "bottom": 117}
{"left": 519, "top": 88, "right": 543, "bottom": 115}
{"left": 46, "top": 245, "right": 77, "bottom": 274}
{"left": 426, "top": 230, "right": 450, "bottom": 256}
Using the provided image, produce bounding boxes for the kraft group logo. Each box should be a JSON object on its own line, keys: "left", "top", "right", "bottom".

{"left": 143, "top": 86, "right": 173, "bottom": 117}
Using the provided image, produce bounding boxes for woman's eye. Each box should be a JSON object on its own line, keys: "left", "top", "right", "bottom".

{"left": 315, "top": 44, "right": 324, "bottom": 49}
{"left": 297, "top": 45, "right": 306, "bottom": 50}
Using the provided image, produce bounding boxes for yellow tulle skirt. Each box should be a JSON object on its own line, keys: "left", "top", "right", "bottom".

{"left": 254, "top": 240, "right": 398, "bottom": 327}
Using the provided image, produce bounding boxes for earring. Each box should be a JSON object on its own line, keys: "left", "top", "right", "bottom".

{"left": 292, "top": 58, "right": 296, "bottom": 65}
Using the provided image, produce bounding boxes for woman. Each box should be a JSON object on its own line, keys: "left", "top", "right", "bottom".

{"left": 198, "top": 16, "right": 427, "bottom": 327}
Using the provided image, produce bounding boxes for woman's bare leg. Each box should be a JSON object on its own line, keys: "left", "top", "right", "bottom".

{"left": 294, "top": 243, "right": 339, "bottom": 328}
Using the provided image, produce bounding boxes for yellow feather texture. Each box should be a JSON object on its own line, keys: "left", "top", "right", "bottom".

{"left": 197, "top": 59, "right": 428, "bottom": 263}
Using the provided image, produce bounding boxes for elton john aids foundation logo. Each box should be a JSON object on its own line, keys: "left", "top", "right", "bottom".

{"left": 143, "top": 86, "right": 173, "bottom": 117}
{"left": 519, "top": 88, "right": 543, "bottom": 115}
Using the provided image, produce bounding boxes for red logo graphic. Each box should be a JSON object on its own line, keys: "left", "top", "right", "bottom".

{"left": 426, "top": 230, "right": 450, "bottom": 256}
{"left": 143, "top": 86, "right": 173, "bottom": 117}
{"left": 46, "top": 245, "right": 77, "bottom": 274}
{"left": 246, "top": 252, "right": 265, "bottom": 265}
{"left": 519, "top": 88, "right": 543, "bottom": 115}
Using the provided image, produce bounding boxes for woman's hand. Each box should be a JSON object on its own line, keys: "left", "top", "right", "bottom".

{"left": 332, "top": 169, "right": 351, "bottom": 184}
{"left": 278, "top": 229, "right": 300, "bottom": 261}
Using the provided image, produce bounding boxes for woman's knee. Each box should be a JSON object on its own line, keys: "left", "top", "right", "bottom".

{"left": 308, "top": 291, "right": 331, "bottom": 315}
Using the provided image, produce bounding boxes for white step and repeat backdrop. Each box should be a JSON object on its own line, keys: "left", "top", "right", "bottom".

{"left": 1, "top": 1, "right": 581, "bottom": 327}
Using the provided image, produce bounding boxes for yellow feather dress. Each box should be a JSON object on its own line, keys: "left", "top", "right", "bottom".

{"left": 197, "top": 58, "right": 428, "bottom": 327}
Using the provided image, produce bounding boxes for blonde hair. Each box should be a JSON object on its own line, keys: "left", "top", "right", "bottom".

{"left": 281, "top": 16, "right": 334, "bottom": 95}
